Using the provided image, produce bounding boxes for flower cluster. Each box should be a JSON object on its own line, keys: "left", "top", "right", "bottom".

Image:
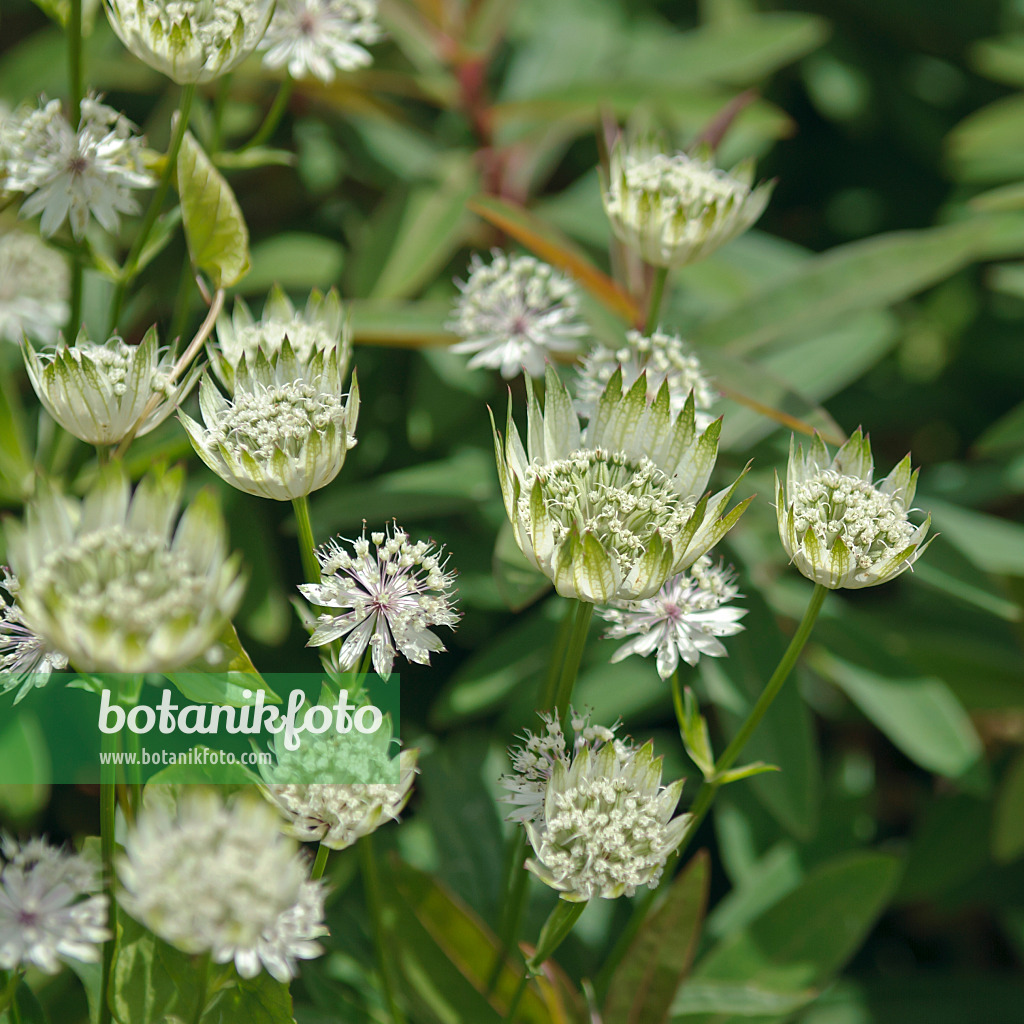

{"left": 117, "top": 791, "right": 327, "bottom": 982}
{"left": 299, "top": 524, "right": 460, "bottom": 680}
{"left": 575, "top": 328, "right": 716, "bottom": 428}
{"left": 0, "top": 230, "right": 68, "bottom": 345}
{"left": 449, "top": 251, "right": 588, "bottom": 379}
{"left": 493, "top": 365, "right": 749, "bottom": 603}
{"left": 603, "top": 138, "right": 772, "bottom": 268}
{"left": 105, "top": 0, "right": 275, "bottom": 84}
{"left": 4, "top": 467, "right": 244, "bottom": 674}
{"left": 777, "top": 430, "right": 931, "bottom": 589}
{"left": 599, "top": 555, "right": 746, "bottom": 679}
{"left": 0, "top": 95, "right": 154, "bottom": 239}
{"left": 261, "top": 0, "right": 383, "bottom": 82}
{"left": 0, "top": 569, "right": 68, "bottom": 703}
{"left": 23, "top": 326, "right": 198, "bottom": 447}
{"left": 0, "top": 836, "right": 109, "bottom": 974}
{"left": 182, "top": 337, "right": 359, "bottom": 500}
{"left": 523, "top": 736, "right": 690, "bottom": 901}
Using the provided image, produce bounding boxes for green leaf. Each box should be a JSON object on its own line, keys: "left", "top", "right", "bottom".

{"left": 201, "top": 973, "right": 294, "bottom": 1024}
{"left": 0, "top": 712, "right": 50, "bottom": 821}
{"left": 0, "top": 370, "right": 35, "bottom": 501}
{"left": 674, "top": 851, "right": 902, "bottom": 1023}
{"left": 670, "top": 981, "right": 814, "bottom": 1017}
{"left": 716, "top": 762, "right": 780, "bottom": 785}
{"left": 347, "top": 299, "right": 452, "bottom": 348}
{"left": 177, "top": 130, "right": 251, "bottom": 288}
{"left": 927, "top": 497, "right": 1024, "bottom": 576}
{"left": 370, "top": 155, "right": 478, "bottom": 299}
{"left": 947, "top": 93, "right": 1024, "bottom": 183}
{"left": 811, "top": 650, "right": 983, "bottom": 780}
{"left": 604, "top": 850, "right": 710, "bottom": 1024}
{"left": 992, "top": 748, "right": 1024, "bottom": 864}
{"left": 111, "top": 910, "right": 202, "bottom": 1024}
{"left": 242, "top": 233, "right": 345, "bottom": 295}
{"left": 493, "top": 520, "right": 551, "bottom": 612}
{"left": 681, "top": 688, "right": 715, "bottom": 778}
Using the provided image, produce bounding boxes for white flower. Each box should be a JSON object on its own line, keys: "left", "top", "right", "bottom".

{"left": 23, "top": 326, "right": 199, "bottom": 447}
{"left": 599, "top": 556, "right": 746, "bottom": 679}
{"left": 261, "top": 711, "right": 419, "bottom": 849}
{"left": 500, "top": 708, "right": 625, "bottom": 824}
{"left": 118, "top": 790, "right": 327, "bottom": 982}
{"left": 603, "top": 138, "right": 772, "bottom": 268}
{"left": 181, "top": 338, "right": 359, "bottom": 501}
{"left": 448, "top": 251, "right": 588, "bottom": 379}
{"left": 0, "top": 569, "right": 68, "bottom": 703}
{"left": 0, "top": 95, "right": 154, "bottom": 239}
{"left": 0, "top": 836, "right": 109, "bottom": 974}
{"left": 211, "top": 285, "right": 351, "bottom": 390}
{"left": 575, "top": 328, "right": 716, "bottom": 429}
{"left": 3, "top": 466, "right": 245, "bottom": 673}
{"left": 525, "top": 738, "right": 690, "bottom": 901}
{"left": 104, "top": 0, "right": 275, "bottom": 84}
{"left": 299, "top": 525, "right": 459, "bottom": 681}
{"left": 261, "top": 0, "right": 383, "bottom": 82}
{"left": 0, "top": 230, "right": 68, "bottom": 345}
{"left": 777, "top": 430, "right": 932, "bottom": 589}
{"left": 492, "top": 365, "right": 750, "bottom": 603}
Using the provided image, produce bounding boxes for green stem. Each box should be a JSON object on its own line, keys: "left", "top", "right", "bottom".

{"left": 538, "top": 599, "right": 575, "bottom": 710}
{"left": 553, "top": 600, "right": 594, "bottom": 723}
{"left": 311, "top": 842, "right": 330, "bottom": 881}
{"left": 67, "top": 256, "right": 83, "bottom": 340}
{"left": 108, "top": 82, "right": 196, "bottom": 332}
{"left": 241, "top": 77, "right": 294, "bottom": 151}
{"left": 99, "top": 726, "right": 118, "bottom": 1024}
{"left": 360, "top": 835, "right": 406, "bottom": 1024}
{"left": 190, "top": 953, "right": 211, "bottom": 1024}
{"left": 645, "top": 266, "right": 669, "bottom": 331}
{"left": 0, "top": 971, "right": 20, "bottom": 1015}
{"left": 670, "top": 670, "right": 686, "bottom": 738}
{"left": 595, "top": 582, "right": 829, "bottom": 996}
{"left": 292, "top": 495, "right": 321, "bottom": 586}
{"left": 67, "top": 0, "right": 83, "bottom": 115}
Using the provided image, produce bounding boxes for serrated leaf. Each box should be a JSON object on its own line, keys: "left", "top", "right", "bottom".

{"left": 177, "top": 130, "right": 250, "bottom": 288}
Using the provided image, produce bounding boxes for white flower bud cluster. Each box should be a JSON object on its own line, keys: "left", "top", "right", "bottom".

{"left": 0, "top": 230, "right": 68, "bottom": 345}
{"left": 449, "top": 250, "right": 588, "bottom": 379}
{"left": 0, "top": 570, "right": 68, "bottom": 703}
{"left": 118, "top": 791, "right": 327, "bottom": 982}
{"left": 0, "top": 836, "right": 109, "bottom": 974}
{"left": 300, "top": 525, "right": 460, "bottom": 680}
{"left": 575, "top": 329, "right": 716, "bottom": 427}
{"left": 0, "top": 95, "right": 154, "bottom": 239}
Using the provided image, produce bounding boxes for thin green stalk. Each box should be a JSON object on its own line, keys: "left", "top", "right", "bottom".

{"left": 503, "top": 969, "right": 530, "bottom": 1024}
{"left": 108, "top": 83, "right": 196, "bottom": 332}
{"left": 596, "top": 582, "right": 829, "bottom": 995}
{"left": 241, "top": 77, "right": 294, "bottom": 151}
{"left": 292, "top": 495, "right": 321, "bottom": 586}
{"left": 190, "top": 953, "right": 211, "bottom": 1024}
{"left": 645, "top": 265, "right": 669, "bottom": 330}
{"left": 670, "top": 670, "right": 685, "bottom": 737}
{"left": 539, "top": 599, "right": 575, "bottom": 710}
{"left": 99, "top": 727, "right": 118, "bottom": 1024}
{"left": 67, "top": 256, "right": 83, "bottom": 339}
{"left": 67, "top": 0, "right": 83, "bottom": 115}
{"left": 553, "top": 600, "right": 594, "bottom": 722}
{"left": 311, "top": 842, "right": 330, "bottom": 881}
{"left": 360, "top": 835, "right": 406, "bottom": 1024}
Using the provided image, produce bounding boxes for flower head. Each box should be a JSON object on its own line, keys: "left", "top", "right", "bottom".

{"left": 500, "top": 708, "right": 625, "bottom": 824}
{"left": 603, "top": 138, "right": 772, "bottom": 268}
{"left": 493, "top": 365, "right": 750, "bottom": 603}
{"left": 261, "top": 709, "right": 418, "bottom": 849}
{"left": 23, "top": 326, "right": 198, "bottom": 446}
{"left": 525, "top": 737, "right": 690, "bottom": 901}
{"left": 0, "top": 836, "right": 109, "bottom": 974}
{"left": 0, "top": 569, "right": 68, "bottom": 703}
{"left": 575, "top": 328, "right": 716, "bottom": 428}
{"left": 211, "top": 285, "right": 351, "bottom": 390}
{"left": 104, "top": 0, "right": 275, "bottom": 84}
{"left": 299, "top": 525, "right": 459, "bottom": 680}
{"left": 0, "top": 95, "right": 154, "bottom": 239}
{"left": 261, "top": 0, "right": 383, "bottom": 82}
{"left": 599, "top": 556, "right": 745, "bottom": 679}
{"left": 448, "top": 251, "right": 588, "bottom": 379}
{"left": 118, "top": 790, "right": 327, "bottom": 982}
{"left": 3, "top": 466, "right": 245, "bottom": 673}
{"left": 777, "top": 430, "right": 932, "bottom": 589}
{"left": 0, "top": 230, "right": 68, "bottom": 345}
{"left": 181, "top": 337, "right": 359, "bottom": 501}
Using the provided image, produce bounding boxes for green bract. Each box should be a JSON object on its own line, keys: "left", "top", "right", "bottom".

{"left": 776, "top": 430, "right": 932, "bottom": 589}
{"left": 22, "top": 326, "right": 197, "bottom": 446}
{"left": 492, "top": 365, "right": 751, "bottom": 603}
{"left": 4, "top": 466, "right": 244, "bottom": 673}
{"left": 181, "top": 336, "right": 359, "bottom": 501}
{"left": 104, "top": 0, "right": 274, "bottom": 84}
{"left": 602, "top": 137, "right": 773, "bottom": 268}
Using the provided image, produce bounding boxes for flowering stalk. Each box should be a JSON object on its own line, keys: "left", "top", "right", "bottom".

{"left": 241, "top": 77, "right": 295, "bottom": 151}
{"left": 292, "top": 495, "right": 321, "bottom": 586}
{"left": 99, "top": 726, "right": 118, "bottom": 1024}
{"left": 67, "top": 0, "right": 84, "bottom": 336}
{"left": 646, "top": 265, "right": 669, "bottom": 330}
{"left": 360, "top": 835, "right": 405, "bottom": 1024}
{"left": 108, "top": 83, "right": 196, "bottom": 331}
{"left": 310, "top": 843, "right": 330, "bottom": 882}
{"left": 553, "top": 600, "right": 594, "bottom": 724}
